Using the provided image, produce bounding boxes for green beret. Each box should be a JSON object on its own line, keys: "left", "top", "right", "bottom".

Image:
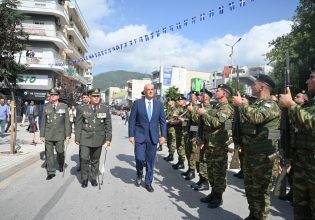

{"left": 217, "top": 84, "right": 233, "bottom": 96}
{"left": 256, "top": 74, "right": 275, "bottom": 89}
{"left": 203, "top": 89, "right": 213, "bottom": 97}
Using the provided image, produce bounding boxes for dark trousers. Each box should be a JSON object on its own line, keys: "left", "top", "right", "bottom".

{"left": 45, "top": 140, "right": 65, "bottom": 174}
{"left": 135, "top": 139, "right": 157, "bottom": 185}
{"left": 5, "top": 114, "right": 11, "bottom": 132}
{"left": 28, "top": 115, "right": 36, "bottom": 132}
{"left": 80, "top": 145, "right": 102, "bottom": 181}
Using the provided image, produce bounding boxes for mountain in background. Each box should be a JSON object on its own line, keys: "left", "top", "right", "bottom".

{"left": 93, "top": 70, "right": 152, "bottom": 90}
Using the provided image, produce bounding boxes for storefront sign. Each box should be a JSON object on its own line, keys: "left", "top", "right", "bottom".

{"left": 17, "top": 74, "right": 49, "bottom": 86}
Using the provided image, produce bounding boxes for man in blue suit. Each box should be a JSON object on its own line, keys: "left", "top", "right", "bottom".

{"left": 129, "top": 83, "right": 167, "bottom": 192}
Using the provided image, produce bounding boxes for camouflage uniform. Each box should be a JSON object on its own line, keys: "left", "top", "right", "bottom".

{"left": 187, "top": 103, "right": 200, "bottom": 171}
{"left": 289, "top": 93, "right": 315, "bottom": 219}
{"left": 240, "top": 97, "right": 280, "bottom": 220}
{"left": 191, "top": 103, "right": 212, "bottom": 181}
{"left": 174, "top": 105, "right": 186, "bottom": 163}
{"left": 204, "top": 101, "right": 233, "bottom": 194}
{"left": 165, "top": 106, "right": 176, "bottom": 155}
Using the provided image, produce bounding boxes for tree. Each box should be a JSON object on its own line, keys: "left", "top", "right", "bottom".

{"left": 0, "top": 0, "right": 28, "bottom": 153}
{"left": 266, "top": 0, "right": 315, "bottom": 94}
{"left": 164, "top": 86, "right": 180, "bottom": 101}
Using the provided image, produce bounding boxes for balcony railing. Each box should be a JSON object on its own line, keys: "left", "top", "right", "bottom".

{"left": 69, "top": 21, "right": 88, "bottom": 50}
{"left": 18, "top": 0, "right": 69, "bottom": 22}
{"left": 66, "top": 66, "right": 88, "bottom": 84}
{"left": 23, "top": 27, "right": 68, "bottom": 46}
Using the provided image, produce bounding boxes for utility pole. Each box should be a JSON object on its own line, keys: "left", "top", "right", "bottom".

{"left": 225, "top": 37, "right": 242, "bottom": 84}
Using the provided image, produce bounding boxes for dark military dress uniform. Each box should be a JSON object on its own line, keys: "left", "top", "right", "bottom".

{"left": 40, "top": 89, "right": 71, "bottom": 179}
{"left": 75, "top": 89, "right": 112, "bottom": 187}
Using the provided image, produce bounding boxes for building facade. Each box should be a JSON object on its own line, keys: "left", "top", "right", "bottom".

{"left": 13, "top": 0, "right": 92, "bottom": 105}
{"left": 127, "top": 79, "right": 151, "bottom": 107}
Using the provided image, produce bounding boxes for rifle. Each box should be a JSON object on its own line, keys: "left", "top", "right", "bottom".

{"left": 273, "top": 49, "right": 291, "bottom": 197}
{"left": 230, "top": 65, "right": 241, "bottom": 169}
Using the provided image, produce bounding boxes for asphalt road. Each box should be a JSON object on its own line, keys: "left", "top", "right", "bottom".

{"left": 0, "top": 115, "right": 293, "bottom": 220}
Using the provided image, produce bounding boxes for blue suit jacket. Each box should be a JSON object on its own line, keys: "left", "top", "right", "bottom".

{"left": 128, "top": 98, "right": 167, "bottom": 145}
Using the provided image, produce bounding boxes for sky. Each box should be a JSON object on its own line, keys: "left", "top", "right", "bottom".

{"left": 75, "top": 0, "right": 300, "bottom": 75}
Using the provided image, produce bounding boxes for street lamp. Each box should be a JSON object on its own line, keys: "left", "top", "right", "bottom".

{"left": 225, "top": 37, "right": 242, "bottom": 66}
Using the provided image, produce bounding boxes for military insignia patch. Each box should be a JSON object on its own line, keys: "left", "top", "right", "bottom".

{"left": 264, "top": 103, "right": 271, "bottom": 108}
{"left": 57, "top": 109, "right": 65, "bottom": 114}
{"left": 221, "top": 112, "right": 227, "bottom": 118}
{"left": 97, "top": 113, "right": 107, "bottom": 118}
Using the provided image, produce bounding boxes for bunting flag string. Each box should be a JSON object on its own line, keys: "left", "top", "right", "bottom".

{"left": 52, "top": 0, "right": 255, "bottom": 67}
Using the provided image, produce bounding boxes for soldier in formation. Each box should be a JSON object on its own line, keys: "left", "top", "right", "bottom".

{"left": 199, "top": 84, "right": 234, "bottom": 208}
{"left": 232, "top": 74, "right": 280, "bottom": 220}
{"left": 279, "top": 70, "right": 315, "bottom": 220}
{"left": 181, "top": 91, "right": 200, "bottom": 180}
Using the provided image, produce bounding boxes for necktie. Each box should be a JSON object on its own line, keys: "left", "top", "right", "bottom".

{"left": 147, "top": 101, "right": 152, "bottom": 121}
{"left": 53, "top": 104, "right": 56, "bottom": 113}
{"left": 93, "top": 106, "right": 96, "bottom": 113}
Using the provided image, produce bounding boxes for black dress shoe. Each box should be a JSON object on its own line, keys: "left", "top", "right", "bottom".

{"left": 172, "top": 162, "right": 185, "bottom": 170}
{"left": 59, "top": 167, "right": 64, "bottom": 172}
{"left": 145, "top": 184, "right": 154, "bottom": 192}
{"left": 135, "top": 175, "right": 142, "bottom": 187}
{"left": 185, "top": 170, "right": 195, "bottom": 180}
{"left": 91, "top": 179, "right": 98, "bottom": 187}
{"left": 46, "top": 174, "right": 55, "bottom": 180}
{"left": 164, "top": 154, "right": 174, "bottom": 162}
{"left": 81, "top": 180, "right": 88, "bottom": 188}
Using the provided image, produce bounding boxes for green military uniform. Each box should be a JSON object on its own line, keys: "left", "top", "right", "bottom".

{"left": 173, "top": 102, "right": 187, "bottom": 169}
{"left": 165, "top": 105, "right": 176, "bottom": 157}
{"left": 75, "top": 89, "right": 112, "bottom": 184}
{"left": 204, "top": 100, "right": 233, "bottom": 194}
{"left": 240, "top": 97, "right": 280, "bottom": 219}
{"left": 186, "top": 103, "right": 200, "bottom": 172}
{"left": 289, "top": 92, "right": 315, "bottom": 219}
{"left": 40, "top": 89, "right": 71, "bottom": 176}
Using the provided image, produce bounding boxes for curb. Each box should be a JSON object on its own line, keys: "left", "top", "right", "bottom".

{"left": 0, "top": 151, "right": 44, "bottom": 182}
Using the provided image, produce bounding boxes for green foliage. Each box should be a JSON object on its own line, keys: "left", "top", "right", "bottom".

{"left": 227, "top": 78, "right": 246, "bottom": 95}
{"left": 164, "top": 86, "right": 180, "bottom": 100}
{"left": 266, "top": 0, "right": 315, "bottom": 95}
{"left": 0, "top": 0, "right": 28, "bottom": 87}
{"left": 93, "top": 70, "right": 151, "bottom": 90}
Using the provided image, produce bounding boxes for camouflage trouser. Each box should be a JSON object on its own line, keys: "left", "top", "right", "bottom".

{"left": 243, "top": 151, "right": 276, "bottom": 220}
{"left": 205, "top": 146, "right": 228, "bottom": 193}
{"left": 293, "top": 151, "right": 315, "bottom": 220}
{"left": 167, "top": 126, "right": 176, "bottom": 154}
{"left": 175, "top": 126, "right": 186, "bottom": 162}
{"left": 198, "top": 146, "right": 208, "bottom": 179}
{"left": 187, "top": 133, "right": 198, "bottom": 170}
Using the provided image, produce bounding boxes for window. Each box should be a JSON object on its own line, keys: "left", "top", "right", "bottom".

{"left": 33, "top": 21, "right": 44, "bottom": 25}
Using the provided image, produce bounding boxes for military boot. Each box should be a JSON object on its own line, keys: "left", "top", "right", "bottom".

{"left": 185, "top": 169, "right": 195, "bottom": 180}
{"left": 172, "top": 161, "right": 185, "bottom": 170}
{"left": 190, "top": 175, "right": 205, "bottom": 189}
{"left": 207, "top": 192, "right": 223, "bottom": 208}
{"left": 164, "top": 154, "right": 174, "bottom": 162}
{"left": 181, "top": 169, "right": 190, "bottom": 176}
{"left": 200, "top": 189, "right": 215, "bottom": 203}
{"left": 195, "top": 181, "right": 209, "bottom": 191}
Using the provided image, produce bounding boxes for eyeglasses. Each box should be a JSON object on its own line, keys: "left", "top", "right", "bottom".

{"left": 91, "top": 95, "right": 100, "bottom": 98}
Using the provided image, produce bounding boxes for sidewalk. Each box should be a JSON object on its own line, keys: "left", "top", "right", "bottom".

{"left": 0, "top": 123, "right": 45, "bottom": 182}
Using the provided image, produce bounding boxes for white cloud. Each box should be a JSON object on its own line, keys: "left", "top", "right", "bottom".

{"left": 75, "top": 0, "right": 292, "bottom": 74}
